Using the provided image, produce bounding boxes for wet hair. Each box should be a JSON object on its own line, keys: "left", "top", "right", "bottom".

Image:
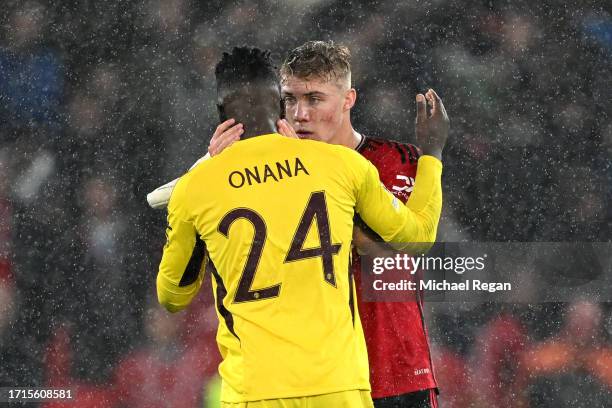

{"left": 215, "top": 46, "right": 284, "bottom": 121}
{"left": 280, "top": 40, "right": 351, "bottom": 87}
{"left": 215, "top": 46, "right": 278, "bottom": 95}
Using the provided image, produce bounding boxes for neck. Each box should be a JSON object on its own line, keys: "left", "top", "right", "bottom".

{"left": 330, "top": 119, "right": 361, "bottom": 150}
{"left": 238, "top": 118, "right": 277, "bottom": 140}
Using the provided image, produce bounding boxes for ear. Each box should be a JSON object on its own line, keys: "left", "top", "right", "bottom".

{"left": 279, "top": 98, "right": 286, "bottom": 119}
{"left": 343, "top": 88, "right": 356, "bottom": 111}
{"left": 217, "top": 104, "right": 227, "bottom": 122}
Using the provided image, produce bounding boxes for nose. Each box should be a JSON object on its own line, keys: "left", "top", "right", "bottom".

{"left": 293, "top": 101, "right": 309, "bottom": 123}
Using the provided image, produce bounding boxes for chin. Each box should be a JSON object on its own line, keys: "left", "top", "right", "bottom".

{"left": 307, "top": 133, "right": 325, "bottom": 142}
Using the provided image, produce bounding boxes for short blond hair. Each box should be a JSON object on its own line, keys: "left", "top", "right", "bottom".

{"left": 280, "top": 40, "right": 351, "bottom": 88}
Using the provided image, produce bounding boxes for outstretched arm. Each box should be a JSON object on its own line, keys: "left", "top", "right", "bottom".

{"left": 355, "top": 89, "right": 449, "bottom": 252}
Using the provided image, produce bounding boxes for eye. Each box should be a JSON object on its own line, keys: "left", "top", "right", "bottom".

{"left": 283, "top": 96, "right": 296, "bottom": 104}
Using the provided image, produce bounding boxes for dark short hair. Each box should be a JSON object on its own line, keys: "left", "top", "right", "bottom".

{"left": 280, "top": 41, "right": 351, "bottom": 85}
{"left": 215, "top": 46, "right": 278, "bottom": 95}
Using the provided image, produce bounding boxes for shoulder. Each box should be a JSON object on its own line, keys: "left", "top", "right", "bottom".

{"left": 356, "top": 135, "right": 422, "bottom": 201}
{"left": 167, "top": 170, "right": 197, "bottom": 217}
{"left": 302, "top": 138, "right": 371, "bottom": 165}
{"left": 357, "top": 135, "right": 421, "bottom": 167}
{"left": 291, "top": 139, "right": 374, "bottom": 185}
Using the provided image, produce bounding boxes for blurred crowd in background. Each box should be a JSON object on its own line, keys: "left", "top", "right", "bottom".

{"left": 0, "top": 0, "right": 610, "bottom": 407}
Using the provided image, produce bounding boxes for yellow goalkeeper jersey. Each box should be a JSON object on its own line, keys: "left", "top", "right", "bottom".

{"left": 157, "top": 133, "right": 442, "bottom": 403}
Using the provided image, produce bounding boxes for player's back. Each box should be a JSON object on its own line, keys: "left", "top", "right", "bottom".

{"left": 174, "top": 133, "right": 371, "bottom": 402}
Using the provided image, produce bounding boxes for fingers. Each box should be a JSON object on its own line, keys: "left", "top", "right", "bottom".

{"left": 210, "top": 128, "right": 241, "bottom": 156}
{"left": 425, "top": 89, "right": 436, "bottom": 116}
{"left": 427, "top": 88, "right": 441, "bottom": 102}
{"left": 208, "top": 119, "right": 243, "bottom": 156}
{"left": 415, "top": 93, "right": 427, "bottom": 124}
{"left": 215, "top": 118, "right": 237, "bottom": 137}
{"left": 426, "top": 89, "right": 449, "bottom": 120}
{"left": 277, "top": 119, "right": 298, "bottom": 138}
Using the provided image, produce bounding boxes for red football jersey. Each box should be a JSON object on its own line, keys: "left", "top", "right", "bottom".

{"left": 354, "top": 135, "right": 438, "bottom": 399}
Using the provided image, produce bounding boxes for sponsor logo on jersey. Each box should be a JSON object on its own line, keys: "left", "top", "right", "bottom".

{"left": 392, "top": 175, "right": 415, "bottom": 194}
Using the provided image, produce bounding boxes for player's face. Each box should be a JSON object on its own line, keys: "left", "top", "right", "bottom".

{"left": 281, "top": 76, "right": 346, "bottom": 143}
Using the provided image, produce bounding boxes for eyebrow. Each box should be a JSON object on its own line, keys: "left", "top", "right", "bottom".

{"left": 282, "top": 91, "right": 326, "bottom": 97}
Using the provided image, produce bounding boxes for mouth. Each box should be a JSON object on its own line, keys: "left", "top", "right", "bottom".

{"left": 296, "top": 130, "right": 313, "bottom": 139}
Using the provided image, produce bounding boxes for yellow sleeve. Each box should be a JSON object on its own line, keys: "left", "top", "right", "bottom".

{"left": 355, "top": 155, "right": 443, "bottom": 252}
{"left": 156, "top": 176, "right": 205, "bottom": 313}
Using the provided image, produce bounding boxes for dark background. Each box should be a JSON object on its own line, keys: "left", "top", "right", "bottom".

{"left": 0, "top": 1, "right": 610, "bottom": 407}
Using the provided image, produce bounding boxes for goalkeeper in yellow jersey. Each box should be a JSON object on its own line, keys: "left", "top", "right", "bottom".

{"left": 156, "top": 47, "right": 447, "bottom": 408}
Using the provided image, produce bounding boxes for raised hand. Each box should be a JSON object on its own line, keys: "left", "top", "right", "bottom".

{"left": 276, "top": 119, "right": 298, "bottom": 138}
{"left": 208, "top": 118, "right": 244, "bottom": 157}
{"left": 415, "top": 89, "right": 449, "bottom": 161}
